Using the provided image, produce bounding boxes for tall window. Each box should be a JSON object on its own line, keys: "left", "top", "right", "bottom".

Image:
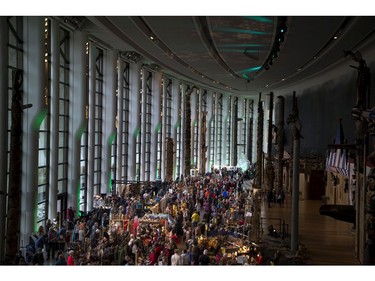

{"left": 57, "top": 27, "right": 70, "bottom": 195}
{"left": 242, "top": 98, "right": 248, "bottom": 155}
{"left": 209, "top": 93, "right": 216, "bottom": 169}
{"left": 201, "top": 90, "right": 207, "bottom": 171}
{"left": 93, "top": 47, "right": 104, "bottom": 195}
{"left": 155, "top": 78, "right": 163, "bottom": 180}
{"left": 144, "top": 71, "right": 152, "bottom": 181}
{"left": 175, "top": 83, "right": 183, "bottom": 178}
{"left": 111, "top": 59, "right": 119, "bottom": 193}
{"left": 121, "top": 61, "right": 130, "bottom": 181}
{"left": 193, "top": 91, "right": 199, "bottom": 168}
{"left": 37, "top": 17, "right": 51, "bottom": 225}
{"left": 216, "top": 93, "right": 223, "bottom": 167}
{"left": 135, "top": 68, "right": 142, "bottom": 181}
{"left": 226, "top": 95, "right": 232, "bottom": 165}
{"left": 79, "top": 41, "right": 90, "bottom": 211}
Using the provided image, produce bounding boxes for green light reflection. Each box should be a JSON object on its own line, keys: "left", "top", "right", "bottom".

{"left": 218, "top": 27, "right": 269, "bottom": 36}
{"left": 243, "top": 16, "right": 273, "bottom": 24}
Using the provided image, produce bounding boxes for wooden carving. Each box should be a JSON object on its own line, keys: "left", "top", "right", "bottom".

{"left": 200, "top": 111, "right": 207, "bottom": 173}
{"left": 165, "top": 137, "right": 174, "bottom": 182}
{"left": 6, "top": 69, "right": 25, "bottom": 262}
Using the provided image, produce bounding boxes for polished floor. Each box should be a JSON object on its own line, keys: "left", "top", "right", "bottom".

{"left": 260, "top": 194, "right": 359, "bottom": 265}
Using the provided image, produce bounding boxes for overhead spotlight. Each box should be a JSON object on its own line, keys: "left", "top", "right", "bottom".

{"left": 279, "top": 23, "right": 288, "bottom": 34}
{"left": 278, "top": 33, "right": 284, "bottom": 42}
{"left": 272, "top": 52, "right": 278, "bottom": 59}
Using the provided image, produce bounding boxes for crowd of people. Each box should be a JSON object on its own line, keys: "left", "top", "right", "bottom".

{"left": 14, "top": 167, "right": 283, "bottom": 266}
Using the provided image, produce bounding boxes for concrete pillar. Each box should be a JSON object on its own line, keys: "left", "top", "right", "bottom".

{"left": 48, "top": 18, "right": 59, "bottom": 220}
{"left": 101, "top": 49, "right": 117, "bottom": 194}
{"left": 21, "top": 16, "right": 45, "bottom": 243}
{"left": 69, "top": 31, "right": 88, "bottom": 213}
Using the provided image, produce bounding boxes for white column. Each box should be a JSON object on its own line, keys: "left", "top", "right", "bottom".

{"left": 161, "top": 76, "right": 167, "bottom": 181}
{"left": 150, "top": 71, "right": 162, "bottom": 181}
{"left": 197, "top": 88, "right": 202, "bottom": 172}
{"left": 227, "top": 94, "right": 238, "bottom": 166}
{"left": 222, "top": 93, "right": 229, "bottom": 166}
{"left": 171, "top": 79, "right": 180, "bottom": 179}
{"left": 213, "top": 92, "right": 218, "bottom": 167}
{"left": 191, "top": 88, "right": 198, "bottom": 169}
{"left": 101, "top": 49, "right": 117, "bottom": 194}
{"left": 128, "top": 62, "right": 142, "bottom": 181}
{"left": 21, "top": 16, "right": 45, "bottom": 243}
{"left": 205, "top": 90, "right": 213, "bottom": 172}
{"left": 69, "top": 31, "right": 88, "bottom": 213}
{"left": 116, "top": 59, "right": 124, "bottom": 182}
{"left": 48, "top": 19, "right": 59, "bottom": 220}
{"left": 86, "top": 43, "right": 96, "bottom": 211}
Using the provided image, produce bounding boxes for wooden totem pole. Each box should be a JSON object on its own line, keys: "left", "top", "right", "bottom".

{"left": 6, "top": 69, "right": 31, "bottom": 262}
{"left": 165, "top": 137, "right": 174, "bottom": 182}
{"left": 200, "top": 111, "right": 207, "bottom": 174}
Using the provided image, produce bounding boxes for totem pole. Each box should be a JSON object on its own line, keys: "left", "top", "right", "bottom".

{"left": 165, "top": 137, "right": 174, "bottom": 182}
{"left": 345, "top": 50, "right": 375, "bottom": 264}
{"left": 200, "top": 111, "right": 207, "bottom": 174}
{"left": 6, "top": 69, "right": 32, "bottom": 262}
{"left": 287, "top": 91, "right": 302, "bottom": 252}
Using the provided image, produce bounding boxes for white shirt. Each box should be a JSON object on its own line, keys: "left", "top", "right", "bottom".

{"left": 171, "top": 253, "right": 181, "bottom": 265}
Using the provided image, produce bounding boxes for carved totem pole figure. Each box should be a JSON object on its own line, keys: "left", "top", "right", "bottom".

{"left": 165, "top": 137, "right": 174, "bottom": 182}
{"left": 6, "top": 69, "right": 24, "bottom": 262}
{"left": 200, "top": 111, "right": 207, "bottom": 174}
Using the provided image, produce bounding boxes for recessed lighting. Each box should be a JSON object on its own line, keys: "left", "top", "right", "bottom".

{"left": 333, "top": 36, "right": 338, "bottom": 40}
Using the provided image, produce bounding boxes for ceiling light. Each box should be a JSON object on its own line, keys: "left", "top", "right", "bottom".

{"left": 333, "top": 36, "right": 338, "bottom": 40}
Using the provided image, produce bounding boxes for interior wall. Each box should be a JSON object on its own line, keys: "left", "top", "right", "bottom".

{"left": 275, "top": 60, "right": 375, "bottom": 158}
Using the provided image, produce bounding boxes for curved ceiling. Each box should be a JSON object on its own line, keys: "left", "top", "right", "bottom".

{"left": 82, "top": 16, "right": 375, "bottom": 97}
